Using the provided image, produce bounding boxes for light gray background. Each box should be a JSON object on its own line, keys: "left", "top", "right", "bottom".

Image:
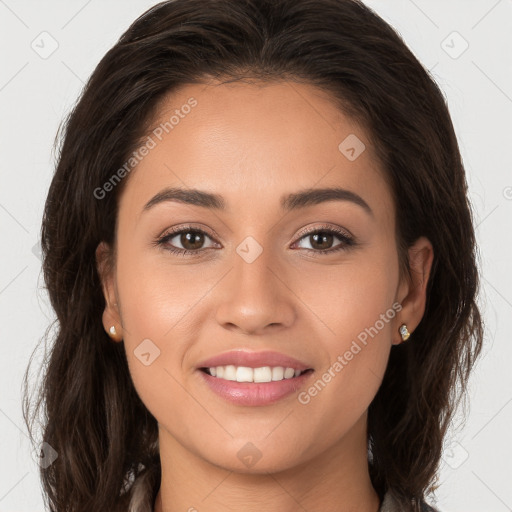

{"left": 1, "top": 1, "right": 511, "bottom": 511}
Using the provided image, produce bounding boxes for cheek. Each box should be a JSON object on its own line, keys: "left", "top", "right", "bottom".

{"left": 292, "top": 247, "right": 399, "bottom": 410}
{"left": 294, "top": 242, "right": 399, "bottom": 342}
{"left": 292, "top": 296, "right": 396, "bottom": 457}
{"left": 113, "top": 245, "right": 215, "bottom": 411}
{"left": 115, "top": 241, "right": 212, "bottom": 342}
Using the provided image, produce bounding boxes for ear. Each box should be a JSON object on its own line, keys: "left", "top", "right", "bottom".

{"left": 393, "top": 236, "right": 434, "bottom": 345}
{"left": 96, "top": 241, "right": 123, "bottom": 342}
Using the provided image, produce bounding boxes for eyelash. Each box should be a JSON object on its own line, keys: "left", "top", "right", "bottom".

{"left": 153, "top": 224, "right": 357, "bottom": 257}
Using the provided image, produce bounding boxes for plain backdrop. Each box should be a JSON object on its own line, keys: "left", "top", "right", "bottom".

{"left": 1, "top": 1, "right": 511, "bottom": 511}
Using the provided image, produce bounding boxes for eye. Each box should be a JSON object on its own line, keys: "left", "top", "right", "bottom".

{"left": 292, "top": 225, "right": 356, "bottom": 254}
{"left": 154, "top": 226, "right": 219, "bottom": 256}
{"left": 154, "top": 223, "right": 357, "bottom": 257}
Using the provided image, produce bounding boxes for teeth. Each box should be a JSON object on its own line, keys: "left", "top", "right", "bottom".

{"left": 207, "top": 365, "right": 306, "bottom": 383}
{"left": 272, "top": 366, "right": 284, "bottom": 381}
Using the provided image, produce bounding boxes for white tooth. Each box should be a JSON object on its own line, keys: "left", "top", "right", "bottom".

{"left": 210, "top": 365, "right": 302, "bottom": 382}
{"left": 253, "top": 366, "right": 272, "bottom": 382}
{"left": 236, "top": 366, "right": 254, "bottom": 382}
{"left": 223, "top": 365, "right": 237, "bottom": 381}
{"left": 284, "top": 367, "right": 295, "bottom": 379}
{"left": 271, "top": 367, "right": 284, "bottom": 381}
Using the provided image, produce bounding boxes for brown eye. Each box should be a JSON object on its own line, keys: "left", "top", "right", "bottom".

{"left": 156, "top": 227, "right": 218, "bottom": 255}
{"left": 308, "top": 232, "right": 335, "bottom": 250}
{"left": 293, "top": 227, "right": 355, "bottom": 254}
{"left": 177, "top": 231, "right": 206, "bottom": 250}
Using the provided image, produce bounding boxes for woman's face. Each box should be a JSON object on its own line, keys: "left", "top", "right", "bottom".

{"left": 98, "top": 80, "right": 432, "bottom": 473}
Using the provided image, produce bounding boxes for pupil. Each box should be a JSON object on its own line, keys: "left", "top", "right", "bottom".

{"left": 311, "top": 232, "right": 333, "bottom": 250}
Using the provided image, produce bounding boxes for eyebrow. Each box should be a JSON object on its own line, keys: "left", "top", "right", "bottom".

{"left": 142, "top": 186, "right": 373, "bottom": 217}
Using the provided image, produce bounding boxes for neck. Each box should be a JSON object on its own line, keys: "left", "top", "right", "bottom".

{"left": 153, "top": 414, "right": 380, "bottom": 512}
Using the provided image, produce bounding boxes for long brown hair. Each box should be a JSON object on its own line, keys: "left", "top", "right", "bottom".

{"left": 23, "top": 0, "right": 484, "bottom": 510}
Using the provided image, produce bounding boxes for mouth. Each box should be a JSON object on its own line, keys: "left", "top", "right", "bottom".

{"left": 199, "top": 365, "right": 314, "bottom": 383}
{"left": 197, "top": 365, "right": 315, "bottom": 406}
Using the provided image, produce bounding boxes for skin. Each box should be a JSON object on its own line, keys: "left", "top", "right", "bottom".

{"left": 96, "top": 80, "right": 434, "bottom": 512}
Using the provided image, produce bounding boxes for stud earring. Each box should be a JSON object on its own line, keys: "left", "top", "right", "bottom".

{"left": 399, "top": 324, "right": 410, "bottom": 341}
{"left": 109, "top": 325, "right": 117, "bottom": 336}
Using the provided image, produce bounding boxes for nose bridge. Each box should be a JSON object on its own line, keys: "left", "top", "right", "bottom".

{"left": 232, "top": 233, "right": 279, "bottom": 307}
{"left": 214, "top": 234, "right": 295, "bottom": 334}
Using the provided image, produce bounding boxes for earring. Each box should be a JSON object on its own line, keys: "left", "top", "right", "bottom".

{"left": 399, "top": 324, "right": 410, "bottom": 341}
{"left": 107, "top": 324, "right": 122, "bottom": 341}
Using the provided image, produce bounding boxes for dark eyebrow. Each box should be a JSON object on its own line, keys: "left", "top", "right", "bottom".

{"left": 282, "top": 187, "right": 373, "bottom": 217}
{"left": 143, "top": 187, "right": 225, "bottom": 212}
{"left": 142, "top": 186, "right": 373, "bottom": 217}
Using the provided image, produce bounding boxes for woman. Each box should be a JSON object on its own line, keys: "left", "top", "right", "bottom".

{"left": 23, "top": 0, "right": 483, "bottom": 511}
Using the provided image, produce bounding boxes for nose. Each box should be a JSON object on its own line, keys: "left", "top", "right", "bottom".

{"left": 214, "top": 243, "right": 296, "bottom": 336}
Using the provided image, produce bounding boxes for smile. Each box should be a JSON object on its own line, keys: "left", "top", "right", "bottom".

{"left": 197, "top": 366, "right": 315, "bottom": 406}
{"left": 201, "top": 365, "right": 313, "bottom": 383}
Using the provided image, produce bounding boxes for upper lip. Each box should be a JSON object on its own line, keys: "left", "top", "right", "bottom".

{"left": 196, "top": 350, "right": 313, "bottom": 371}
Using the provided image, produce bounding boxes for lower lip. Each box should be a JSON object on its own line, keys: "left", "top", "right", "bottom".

{"left": 197, "top": 369, "right": 314, "bottom": 406}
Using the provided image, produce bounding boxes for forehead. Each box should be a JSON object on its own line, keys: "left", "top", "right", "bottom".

{"left": 119, "top": 80, "right": 393, "bottom": 225}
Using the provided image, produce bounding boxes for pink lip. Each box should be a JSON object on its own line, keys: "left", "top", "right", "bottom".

{"left": 197, "top": 369, "right": 315, "bottom": 406}
{"left": 196, "top": 349, "right": 313, "bottom": 372}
